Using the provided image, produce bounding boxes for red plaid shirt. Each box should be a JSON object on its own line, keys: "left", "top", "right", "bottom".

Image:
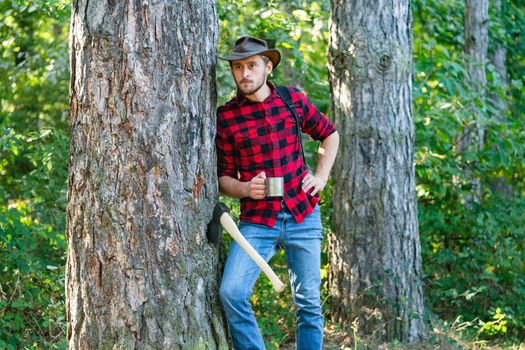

{"left": 216, "top": 81, "right": 336, "bottom": 227}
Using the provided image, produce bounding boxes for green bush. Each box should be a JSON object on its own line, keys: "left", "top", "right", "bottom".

{"left": 0, "top": 206, "right": 67, "bottom": 349}
{"left": 1, "top": 125, "right": 68, "bottom": 349}
{"left": 413, "top": 1, "right": 525, "bottom": 339}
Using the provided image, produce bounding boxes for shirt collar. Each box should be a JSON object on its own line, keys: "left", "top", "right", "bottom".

{"left": 235, "top": 81, "right": 278, "bottom": 107}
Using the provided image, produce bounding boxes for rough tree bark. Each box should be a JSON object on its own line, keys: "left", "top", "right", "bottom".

{"left": 66, "top": 1, "right": 228, "bottom": 348}
{"left": 327, "top": 0, "right": 426, "bottom": 342}
{"left": 460, "top": 0, "right": 489, "bottom": 201}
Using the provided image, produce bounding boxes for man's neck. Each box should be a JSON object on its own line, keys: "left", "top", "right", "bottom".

{"left": 244, "top": 82, "right": 271, "bottom": 102}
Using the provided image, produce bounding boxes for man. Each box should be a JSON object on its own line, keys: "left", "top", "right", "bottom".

{"left": 216, "top": 36, "right": 339, "bottom": 350}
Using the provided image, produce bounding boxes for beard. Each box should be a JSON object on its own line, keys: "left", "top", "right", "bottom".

{"left": 236, "top": 76, "right": 266, "bottom": 96}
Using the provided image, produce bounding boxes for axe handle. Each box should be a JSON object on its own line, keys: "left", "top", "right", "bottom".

{"left": 220, "top": 213, "right": 285, "bottom": 293}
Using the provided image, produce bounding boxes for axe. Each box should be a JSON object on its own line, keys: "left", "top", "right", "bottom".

{"left": 207, "top": 202, "right": 285, "bottom": 293}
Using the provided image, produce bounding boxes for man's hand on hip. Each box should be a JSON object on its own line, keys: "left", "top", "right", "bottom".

{"left": 302, "top": 173, "right": 326, "bottom": 196}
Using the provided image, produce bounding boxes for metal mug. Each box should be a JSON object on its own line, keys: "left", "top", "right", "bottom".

{"left": 266, "top": 177, "right": 284, "bottom": 197}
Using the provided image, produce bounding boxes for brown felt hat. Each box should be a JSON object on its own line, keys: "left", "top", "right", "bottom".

{"left": 218, "top": 36, "right": 281, "bottom": 69}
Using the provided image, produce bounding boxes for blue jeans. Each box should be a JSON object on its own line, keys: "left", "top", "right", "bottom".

{"left": 219, "top": 201, "right": 324, "bottom": 350}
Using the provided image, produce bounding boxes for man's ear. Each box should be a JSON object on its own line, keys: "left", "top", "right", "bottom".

{"left": 266, "top": 62, "right": 273, "bottom": 75}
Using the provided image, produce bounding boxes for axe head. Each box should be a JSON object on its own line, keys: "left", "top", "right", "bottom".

{"left": 206, "top": 202, "right": 230, "bottom": 244}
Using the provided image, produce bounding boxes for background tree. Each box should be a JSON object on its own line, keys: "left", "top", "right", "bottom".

{"left": 458, "top": 0, "right": 489, "bottom": 202}
{"left": 65, "top": 1, "right": 227, "bottom": 348}
{"left": 489, "top": 0, "right": 508, "bottom": 117}
{"left": 488, "top": 0, "right": 512, "bottom": 197}
{"left": 327, "top": 0, "right": 427, "bottom": 342}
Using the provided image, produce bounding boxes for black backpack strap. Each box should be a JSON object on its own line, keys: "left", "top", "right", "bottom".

{"left": 275, "top": 86, "right": 307, "bottom": 165}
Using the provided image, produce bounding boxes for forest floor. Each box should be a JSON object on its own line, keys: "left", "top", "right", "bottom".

{"left": 279, "top": 324, "right": 460, "bottom": 350}
{"left": 278, "top": 321, "right": 524, "bottom": 350}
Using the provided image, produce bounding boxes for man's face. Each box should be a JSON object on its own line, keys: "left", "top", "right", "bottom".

{"left": 231, "top": 55, "right": 272, "bottom": 96}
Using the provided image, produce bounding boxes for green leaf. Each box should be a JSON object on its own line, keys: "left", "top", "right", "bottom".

{"left": 511, "top": 79, "right": 523, "bottom": 90}
{"left": 10, "top": 298, "right": 29, "bottom": 308}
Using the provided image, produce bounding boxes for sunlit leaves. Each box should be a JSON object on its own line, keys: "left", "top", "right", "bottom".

{"left": 414, "top": 0, "right": 525, "bottom": 340}
{"left": 0, "top": 1, "right": 69, "bottom": 347}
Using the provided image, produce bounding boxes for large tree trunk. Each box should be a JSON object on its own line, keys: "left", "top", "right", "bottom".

{"left": 327, "top": 0, "right": 426, "bottom": 342}
{"left": 65, "top": 1, "right": 228, "bottom": 348}
{"left": 460, "top": 0, "right": 489, "bottom": 201}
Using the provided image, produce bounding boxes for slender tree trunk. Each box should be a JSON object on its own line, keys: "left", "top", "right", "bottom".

{"left": 489, "top": 0, "right": 513, "bottom": 197}
{"left": 66, "top": 1, "right": 228, "bottom": 348}
{"left": 461, "top": 0, "right": 489, "bottom": 201}
{"left": 490, "top": 0, "right": 507, "bottom": 116}
{"left": 327, "top": 0, "right": 426, "bottom": 342}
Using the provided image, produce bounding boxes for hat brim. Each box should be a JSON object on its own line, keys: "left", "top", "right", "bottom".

{"left": 218, "top": 49, "right": 281, "bottom": 69}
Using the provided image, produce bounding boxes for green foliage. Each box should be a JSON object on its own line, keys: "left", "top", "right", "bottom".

{"left": 0, "top": 126, "right": 68, "bottom": 348}
{"left": 1, "top": 0, "right": 70, "bottom": 348}
{"left": 0, "top": 0, "right": 524, "bottom": 347}
{"left": 0, "top": 205, "right": 67, "bottom": 349}
{"left": 413, "top": 0, "right": 525, "bottom": 341}
{"left": 0, "top": 0, "right": 70, "bottom": 132}
{"left": 480, "top": 308, "right": 509, "bottom": 337}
